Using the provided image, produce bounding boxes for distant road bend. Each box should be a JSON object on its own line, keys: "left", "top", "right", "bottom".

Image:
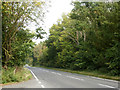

{"left": 3, "top": 66, "right": 119, "bottom": 89}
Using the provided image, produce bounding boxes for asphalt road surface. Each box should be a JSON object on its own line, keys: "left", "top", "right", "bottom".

{"left": 2, "top": 66, "right": 119, "bottom": 89}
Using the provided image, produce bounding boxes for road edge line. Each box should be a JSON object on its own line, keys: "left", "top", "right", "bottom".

{"left": 27, "top": 67, "right": 45, "bottom": 88}
{"left": 28, "top": 68, "right": 39, "bottom": 81}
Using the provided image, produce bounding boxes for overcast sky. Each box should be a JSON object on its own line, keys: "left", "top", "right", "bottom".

{"left": 32, "top": 0, "right": 75, "bottom": 44}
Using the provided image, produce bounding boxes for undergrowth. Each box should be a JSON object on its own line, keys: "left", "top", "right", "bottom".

{"left": 2, "top": 67, "right": 32, "bottom": 84}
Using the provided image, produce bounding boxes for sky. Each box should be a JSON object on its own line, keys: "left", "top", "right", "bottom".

{"left": 32, "top": 0, "right": 75, "bottom": 44}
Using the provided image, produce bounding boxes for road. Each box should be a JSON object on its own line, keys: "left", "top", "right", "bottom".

{"left": 2, "top": 66, "right": 119, "bottom": 89}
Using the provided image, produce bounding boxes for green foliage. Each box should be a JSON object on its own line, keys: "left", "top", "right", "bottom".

{"left": 2, "top": 2, "right": 48, "bottom": 84}
{"left": 2, "top": 67, "right": 32, "bottom": 84}
{"left": 32, "top": 2, "right": 120, "bottom": 76}
{"left": 2, "top": 2, "right": 46, "bottom": 67}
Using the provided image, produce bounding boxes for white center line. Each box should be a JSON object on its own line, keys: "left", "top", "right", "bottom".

{"left": 41, "top": 85, "right": 45, "bottom": 88}
{"left": 66, "top": 76, "right": 84, "bottom": 81}
{"left": 40, "top": 68, "right": 62, "bottom": 74}
{"left": 75, "top": 78, "right": 84, "bottom": 81}
{"left": 98, "top": 83, "right": 115, "bottom": 88}
{"left": 51, "top": 72, "right": 62, "bottom": 75}
{"left": 51, "top": 72, "right": 56, "bottom": 74}
{"left": 56, "top": 73, "right": 62, "bottom": 76}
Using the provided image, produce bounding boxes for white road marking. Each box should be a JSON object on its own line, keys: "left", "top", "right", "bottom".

{"left": 103, "top": 79, "right": 118, "bottom": 83}
{"left": 38, "top": 81, "right": 41, "bottom": 84}
{"left": 98, "top": 83, "right": 115, "bottom": 88}
{"left": 89, "top": 76, "right": 118, "bottom": 83}
{"left": 41, "top": 85, "right": 45, "bottom": 88}
{"left": 28, "top": 69, "right": 39, "bottom": 81}
{"left": 51, "top": 72, "right": 56, "bottom": 74}
{"left": 56, "top": 73, "right": 62, "bottom": 76}
{"left": 66, "top": 76, "right": 84, "bottom": 81}
{"left": 27, "top": 68, "right": 45, "bottom": 88}
{"left": 74, "top": 78, "right": 84, "bottom": 81}
{"left": 51, "top": 72, "right": 62, "bottom": 75}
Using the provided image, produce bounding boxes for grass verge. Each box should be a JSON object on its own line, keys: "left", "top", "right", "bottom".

{"left": 2, "top": 67, "right": 32, "bottom": 84}
{"left": 35, "top": 65, "right": 120, "bottom": 81}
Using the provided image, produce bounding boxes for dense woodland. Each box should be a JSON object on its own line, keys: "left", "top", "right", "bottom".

{"left": 2, "top": 2, "right": 47, "bottom": 69}
{"left": 2, "top": 1, "right": 120, "bottom": 78}
{"left": 31, "top": 1, "right": 120, "bottom": 76}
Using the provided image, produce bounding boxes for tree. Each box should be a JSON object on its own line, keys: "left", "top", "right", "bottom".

{"left": 32, "top": 1, "right": 120, "bottom": 76}
{"left": 2, "top": 1, "right": 46, "bottom": 68}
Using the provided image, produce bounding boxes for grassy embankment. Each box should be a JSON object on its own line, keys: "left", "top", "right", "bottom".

{"left": 1, "top": 67, "right": 32, "bottom": 85}
{"left": 35, "top": 65, "right": 120, "bottom": 81}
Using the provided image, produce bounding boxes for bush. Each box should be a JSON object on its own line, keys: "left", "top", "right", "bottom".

{"left": 2, "top": 67, "right": 32, "bottom": 84}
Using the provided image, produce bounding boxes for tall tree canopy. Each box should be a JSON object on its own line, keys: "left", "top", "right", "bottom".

{"left": 32, "top": 1, "right": 120, "bottom": 76}
{"left": 2, "top": 1, "right": 47, "bottom": 68}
